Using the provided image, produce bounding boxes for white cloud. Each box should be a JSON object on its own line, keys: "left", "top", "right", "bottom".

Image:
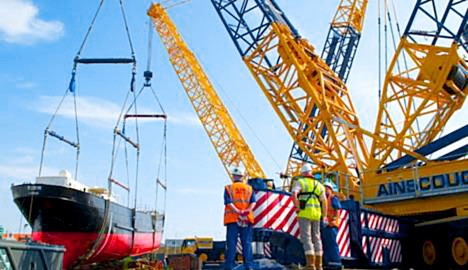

{"left": 0, "top": 149, "right": 62, "bottom": 192}
{"left": 14, "top": 147, "right": 36, "bottom": 155}
{"left": 16, "top": 81, "right": 36, "bottom": 89}
{"left": 0, "top": 0, "right": 64, "bottom": 44}
{"left": 34, "top": 96, "right": 202, "bottom": 129}
{"left": 35, "top": 96, "right": 122, "bottom": 128}
{"left": 0, "top": 164, "right": 38, "bottom": 181}
{"left": 0, "top": 163, "right": 57, "bottom": 183}
{"left": 168, "top": 112, "right": 201, "bottom": 128}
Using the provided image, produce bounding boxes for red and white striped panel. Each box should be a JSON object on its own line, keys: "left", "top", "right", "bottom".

{"left": 382, "top": 238, "right": 402, "bottom": 263}
{"left": 238, "top": 241, "right": 272, "bottom": 258}
{"left": 387, "top": 239, "right": 402, "bottom": 263}
{"left": 253, "top": 191, "right": 299, "bottom": 237}
{"left": 369, "top": 237, "right": 383, "bottom": 264}
{"left": 362, "top": 235, "right": 368, "bottom": 255}
{"left": 368, "top": 238, "right": 403, "bottom": 264}
{"left": 361, "top": 212, "right": 368, "bottom": 256}
{"left": 236, "top": 238, "right": 242, "bottom": 254}
{"left": 264, "top": 242, "right": 272, "bottom": 258}
{"left": 368, "top": 214, "right": 378, "bottom": 230}
{"left": 361, "top": 212, "right": 403, "bottom": 264}
{"left": 367, "top": 214, "right": 399, "bottom": 233}
{"left": 337, "top": 210, "right": 351, "bottom": 258}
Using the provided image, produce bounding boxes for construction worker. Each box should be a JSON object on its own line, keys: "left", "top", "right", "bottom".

{"left": 292, "top": 164, "right": 328, "bottom": 270}
{"left": 223, "top": 167, "right": 256, "bottom": 270}
{"left": 322, "top": 181, "right": 342, "bottom": 269}
{"left": 266, "top": 179, "right": 274, "bottom": 189}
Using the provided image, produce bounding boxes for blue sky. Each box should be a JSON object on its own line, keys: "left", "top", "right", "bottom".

{"left": 0, "top": 0, "right": 466, "bottom": 241}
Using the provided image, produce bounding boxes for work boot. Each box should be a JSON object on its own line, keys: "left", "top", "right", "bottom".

{"left": 305, "top": 255, "right": 316, "bottom": 270}
{"left": 314, "top": 255, "right": 323, "bottom": 270}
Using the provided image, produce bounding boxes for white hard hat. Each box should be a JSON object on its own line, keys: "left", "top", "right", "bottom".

{"left": 230, "top": 166, "right": 245, "bottom": 176}
{"left": 324, "top": 181, "right": 334, "bottom": 189}
{"left": 324, "top": 181, "right": 337, "bottom": 192}
{"left": 300, "top": 164, "right": 313, "bottom": 174}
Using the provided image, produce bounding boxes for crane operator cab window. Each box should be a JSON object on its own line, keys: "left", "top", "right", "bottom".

{"left": 182, "top": 239, "right": 196, "bottom": 249}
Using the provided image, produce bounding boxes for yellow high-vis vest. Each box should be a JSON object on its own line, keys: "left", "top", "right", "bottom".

{"left": 297, "top": 177, "right": 324, "bottom": 221}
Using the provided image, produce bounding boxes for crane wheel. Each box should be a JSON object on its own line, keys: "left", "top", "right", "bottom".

{"left": 198, "top": 253, "right": 208, "bottom": 263}
{"left": 451, "top": 237, "right": 467, "bottom": 267}
{"left": 422, "top": 240, "right": 436, "bottom": 266}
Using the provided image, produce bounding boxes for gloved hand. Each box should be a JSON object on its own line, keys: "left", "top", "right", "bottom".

{"left": 239, "top": 210, "right": 249, "bottom": 216}
{"left": 237, "top": 212, "right": 249, "bottom": 227}
{"left": 322, "top": 216, "right": 329, "bottom": 226}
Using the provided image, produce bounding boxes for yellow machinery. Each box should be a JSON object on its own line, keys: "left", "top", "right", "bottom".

{"left": 147, "top": 1, "right": 370, "bottom": 192}
{"left": 181, "top": 237, "right": 225, "bottom": 263}
{"left": 363, "top": 0, "right": 467, "bottom": 216}
{"left": 368, "top": 3, "right": 467, "bottom": 170}
{"left": 181, "top": 237, "right": 214, "bottom": 254}
{"left": 148, "top": 3, "right": 266, "bottom": 182}
{"left": 149, "top": 0, "right": 467, "bottom": 268}
{"left": 211, "top": 0, "right": 369, "bottom": 196}
{"left": 285, "top": 0, "right": 369, "bottom": 180}
{"left": 211, "top": 0, "right": 467, "bottom": 268}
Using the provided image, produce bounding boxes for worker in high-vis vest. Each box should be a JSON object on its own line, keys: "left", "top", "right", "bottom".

{"left": 322, "top": 180, "right": 342, "bottom": 269}
{"left": 292, "top": 164, "right": 328, "bottom": 270}
{"left": 223, "top": 167, "right": 256, "bottom": 270}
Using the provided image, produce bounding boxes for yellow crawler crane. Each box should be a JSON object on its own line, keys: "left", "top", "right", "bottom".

{"left": 148, "top": 3, "right": 266, "bottom": 181}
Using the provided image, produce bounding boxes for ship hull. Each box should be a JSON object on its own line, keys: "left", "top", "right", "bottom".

{"left": 12, "top": 184, "right": 163, "bottom": 269}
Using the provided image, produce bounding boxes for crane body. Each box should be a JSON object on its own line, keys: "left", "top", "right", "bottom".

{"left": 212, "top": 0, "right": 467, "bottom": 268}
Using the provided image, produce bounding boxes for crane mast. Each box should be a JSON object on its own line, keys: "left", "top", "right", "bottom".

{"left": 211, "top": 0, "right": 368, "bottom": 192}
{"left": 285, "top": 0, "right": 368, "bottom": 178}
{"left": 148, "top": 3, "right": 267, "bottom": 181}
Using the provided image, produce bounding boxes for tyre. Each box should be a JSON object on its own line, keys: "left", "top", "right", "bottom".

{"left": 418, "top": 239, "right": 438, "bottom": 269}
{"left": 450, "top": 236, "right": 467, "bottom": 270}
{"left": 219, "top": 252, "right": 225, "bottom": 262}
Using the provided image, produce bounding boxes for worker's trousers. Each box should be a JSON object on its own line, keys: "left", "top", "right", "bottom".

{"left": 298, "top": 217, "right": 323, "bottom": 256}
{"left": 224, "top": 223, "right": 253, "bottom": 270}
{"left": 322, "top": 224, "right": 342, "bottom": 269}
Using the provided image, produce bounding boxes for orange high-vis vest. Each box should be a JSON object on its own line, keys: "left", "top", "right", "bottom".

{"left": 224, "top": 182, "right": 255, "bottom": 225}
{"left": 326, "top": 194, "right": 340, "bottom": 228}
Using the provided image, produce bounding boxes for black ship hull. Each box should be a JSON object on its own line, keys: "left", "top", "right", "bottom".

{"left": 12, "top": 184, "right": 163, "bottom": 269}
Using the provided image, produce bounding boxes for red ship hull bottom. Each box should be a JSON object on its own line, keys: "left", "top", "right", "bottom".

{"left": 33, "top": 231, "right": 162, "bottom": 269}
